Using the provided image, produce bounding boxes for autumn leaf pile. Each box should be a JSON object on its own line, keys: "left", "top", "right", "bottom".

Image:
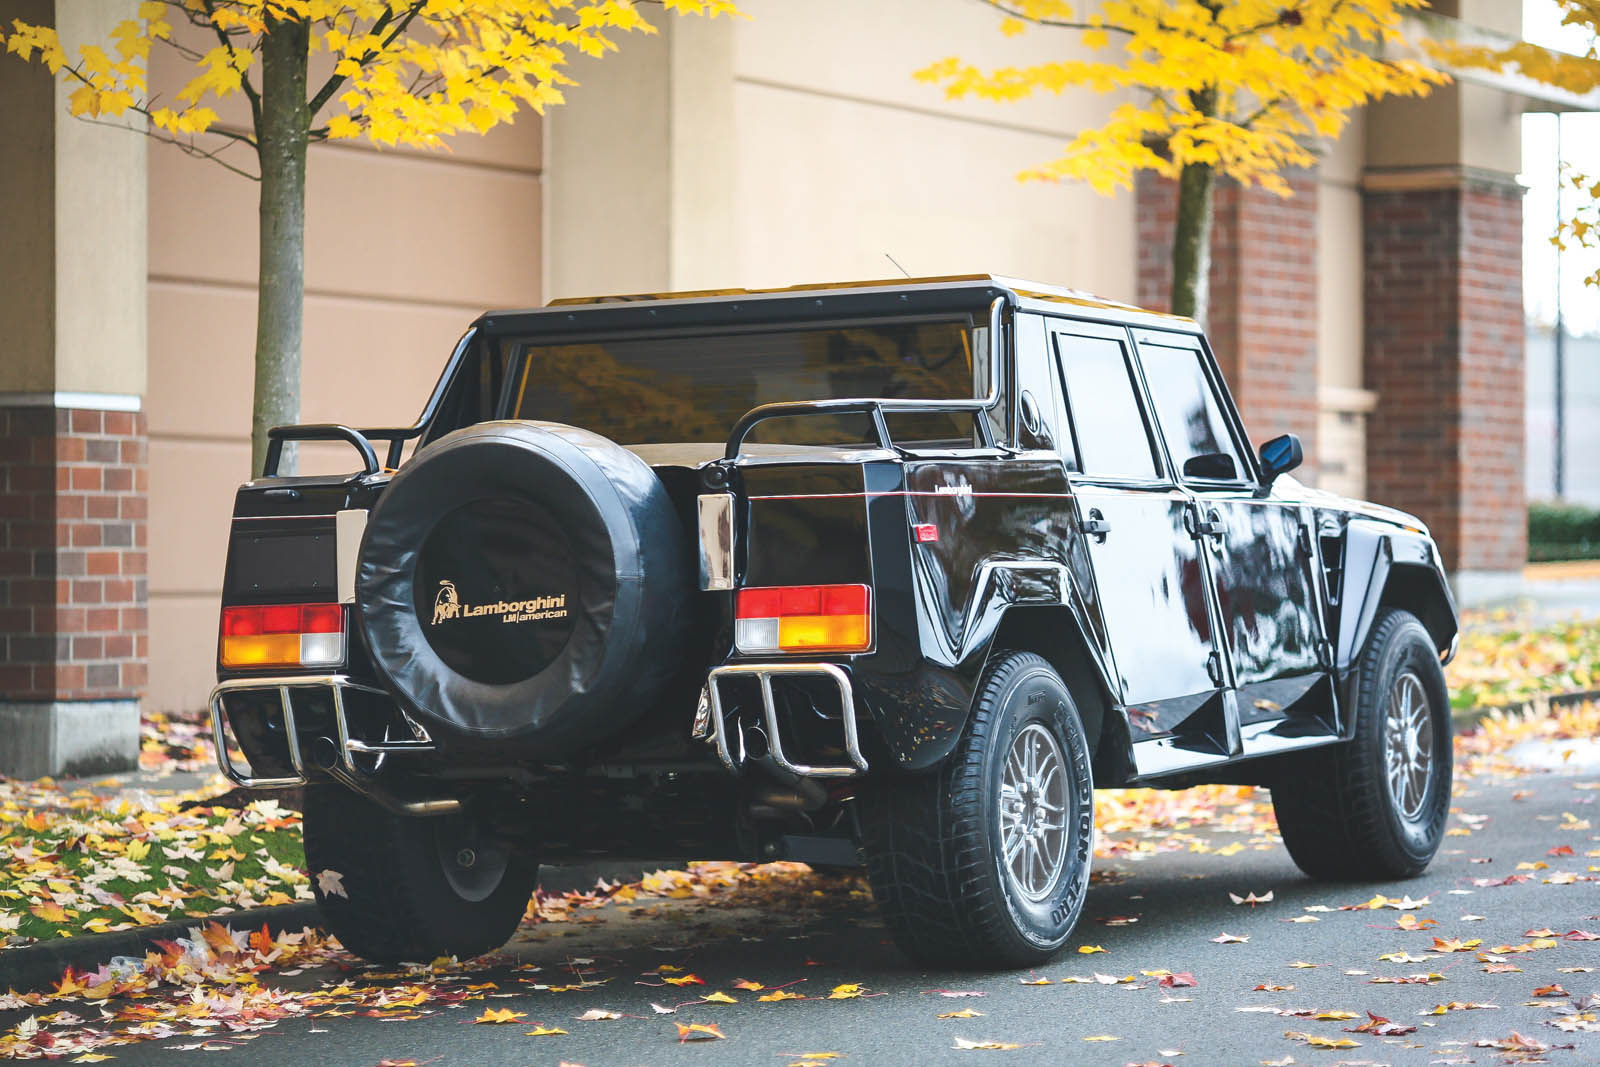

{"left": 1446, "top": 611, "right": 1600, "bottom": 711}
{"left": 0, "top": 713, "right": 305, "bottom": 948}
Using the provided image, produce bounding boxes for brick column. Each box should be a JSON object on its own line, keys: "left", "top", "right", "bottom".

{"left": 1137, "top": 170, "right": 1320, "bottom": 477}
{"left": 1362, "top": 169, "right": 1525, "bottom": 586}
{"left": 0, "top": 400, "right": 147, "bottom": 777}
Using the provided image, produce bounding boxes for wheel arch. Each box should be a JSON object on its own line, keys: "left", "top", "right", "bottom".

{"left": 985, "top": 606, "right": 1124, "bottom": 782}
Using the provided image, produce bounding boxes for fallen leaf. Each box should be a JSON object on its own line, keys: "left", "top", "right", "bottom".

{"left": 676, "top": 1022, "right": 726, "bottom": 1042}
{"left": 663, "top": 973, "right": 706, "bottom": 987}
{"left": 1229, "top": 891, "right": 1274, "bottom": 907}
{"left": 939, "top": 1009, "right": 985, "bottom": 1019}
{"left": 575, "top": 1009, "right": 624, "bottom": 1021}
{"left": 315, "top": 869, "right": 347, "bottom": 898}
{"left": 1077, "top": 945, "right": 1108, "bottom": 954}
{"left": 1347, "top": 1011, "right": 1417, "bottom": 1036}
{"left": 474, "top": 1008, "right": 527, "bottom": 1024}
{"left": 701, "top": 992, "right": 737, "bottom": 1004}
{"left": 1158, "top": 973, "right": 1197, "bottom": 988}
{"left": 952, "top": 1037, "right": 1022, "bottom": 1050}
{"left": 1211, "top": 933, "right": 1248, "bottom": 944}
{"left": 525, "top": 1026, "right": 568, "bottom": 1036}
{"left": 759, "top": 990, "right": 807, "bottom": 1002}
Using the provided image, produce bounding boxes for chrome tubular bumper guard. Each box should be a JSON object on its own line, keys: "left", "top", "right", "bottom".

{"left": 209, "top": 674, "right": 436, "bottom": 789}
{"left": 697, "top": 662, "right": 868, "bottom": 779}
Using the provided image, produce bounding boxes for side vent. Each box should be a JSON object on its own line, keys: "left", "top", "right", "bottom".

{"left": 1319, "top": 533, "right": 1344, "bottom": 606}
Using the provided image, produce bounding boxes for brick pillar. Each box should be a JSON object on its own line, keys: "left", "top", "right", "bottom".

{"left": 0, "top": 400, "right": 147, "bottom": 777}
{"left": 1137, "top": 170, "right": 1320, "bottom": 477}
{"left": 1362, "top": 170, "right": 1525, "bottom": 584}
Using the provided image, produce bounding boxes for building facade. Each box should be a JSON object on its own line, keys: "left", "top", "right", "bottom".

{"left": 0, "top": 0, "right": 1577, "bottom": 776}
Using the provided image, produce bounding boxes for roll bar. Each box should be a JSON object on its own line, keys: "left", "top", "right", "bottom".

{"left": 261, "top": 328, "right": 479, "bottom": 478}
{"left": 722, "top": 296, "right": 1011, "bottom": 460}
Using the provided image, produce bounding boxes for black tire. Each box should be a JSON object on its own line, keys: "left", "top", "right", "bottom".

{"left": 857, "top": 652, "right": 1094, "bottom": 968}
{"left": 303, "top": 787, "right": 538, "bottom": 964}
{"left": 1272, "top": 608, "right": 1452, "bottom": 881}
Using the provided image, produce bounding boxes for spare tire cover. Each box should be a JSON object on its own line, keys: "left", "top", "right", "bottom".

{"left": 357, "top": 420, "right": 689, "bottom": 755}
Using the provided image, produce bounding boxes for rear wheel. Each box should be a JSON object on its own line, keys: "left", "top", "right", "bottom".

{"left": 858, "top": 652, "right": 1094, "bottom": 968}
{"left": 1272, "top": 608, "right": 1452, "bottom": 880}
{"left": 303, "top": 787, "right": 538, "bottom": 964}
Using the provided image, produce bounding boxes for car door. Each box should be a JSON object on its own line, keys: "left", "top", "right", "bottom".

{"left": 1049, "top": 322, "right": 1225, "bottom": 752}
{"left": 1130, "top": 329, "right": 1327, "bottom": 726}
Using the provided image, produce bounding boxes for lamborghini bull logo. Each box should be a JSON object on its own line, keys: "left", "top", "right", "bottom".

{"left": 432, "top": 580, "right": 462, "bottom": 625}
{"left": 430, "top": 578, "right": 568, "bottom": 626}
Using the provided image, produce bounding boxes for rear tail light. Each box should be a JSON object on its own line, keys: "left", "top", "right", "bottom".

{"left": 220, "top": 603, "right": 346, "bottom": 669}
{"left": 734, "top": 584, "right": 871, "bottom": 653}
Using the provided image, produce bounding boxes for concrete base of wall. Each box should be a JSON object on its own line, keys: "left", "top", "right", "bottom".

{"left": 0, "top": 699, "right": 140, "bottom": 779}
{"left": 1450, "top": 569, "right": 1529, "bottom": 610}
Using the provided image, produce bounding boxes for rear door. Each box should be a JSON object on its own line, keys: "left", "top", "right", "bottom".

{"left": 1049, "top": 322, "right": 1225, "bottom": 755}
{"left": 1130, "top": 330, "right": 1328, "bottom": 728}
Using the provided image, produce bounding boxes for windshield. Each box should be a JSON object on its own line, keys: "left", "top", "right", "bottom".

{"left": 508, "top": 317, "right": 990, "bottom": 447}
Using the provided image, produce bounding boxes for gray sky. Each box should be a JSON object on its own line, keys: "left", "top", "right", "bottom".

{"left": 1522, "top": 0, "right": 1600, "bottom": 336}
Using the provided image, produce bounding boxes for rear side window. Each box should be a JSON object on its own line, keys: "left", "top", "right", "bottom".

{"left": 1053, "top": 332, "right": 1159, "bottom": 480}
{"left": 1137, "top": 341, "right": 1247, "bottom": 482}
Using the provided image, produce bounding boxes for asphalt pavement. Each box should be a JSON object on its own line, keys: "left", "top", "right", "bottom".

{"left": 63, "top": 741, "right": 1598, "bottom": 1067}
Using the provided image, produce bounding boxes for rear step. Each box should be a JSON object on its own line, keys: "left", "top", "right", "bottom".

{"left": 695, "top": 662, "right": 867, "bottom": 778}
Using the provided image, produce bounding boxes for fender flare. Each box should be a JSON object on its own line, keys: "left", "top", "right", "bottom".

{"left": 1335, "top": 519, "right": 1459, "bottom": 679}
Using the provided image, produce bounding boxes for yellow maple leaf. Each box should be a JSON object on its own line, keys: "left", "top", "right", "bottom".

{"left": 759, "top": 990, "right": 806, "bottom": 1002}
{"left": 525, "top": 1025, "right": 567, "bottom": 1036}
{"left": 474, "top": 1007, "right": 527, "bottom": 1024}
{"left": 702, "top": 991, "right": 736, "bottom": 1004}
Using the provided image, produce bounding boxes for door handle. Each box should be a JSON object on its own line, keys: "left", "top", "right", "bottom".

{"left": 1185, "top": 507, "right": 1225, "bottom": 540}
{"left": 1079, "top": 509, "right": 1111, "bottom": 542}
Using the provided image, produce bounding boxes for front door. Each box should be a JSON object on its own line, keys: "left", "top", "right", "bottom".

{"left": 1130, "top": 330, "right": 1326, "bottom": 725}
{"left": 1049, "top": 323, "right": 1224, "bottom": 754}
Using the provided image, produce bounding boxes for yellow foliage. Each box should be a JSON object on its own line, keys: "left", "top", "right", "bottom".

{"left": 916, "top": 0, "right": 1447, "bottom": 195}
{"left": 0, "top": 0, "right": 740, "bottom": 157}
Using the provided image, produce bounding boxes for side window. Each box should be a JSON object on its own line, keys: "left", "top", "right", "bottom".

{"left": 1012, "top": 313, "right": 1066, "bottom": 457}
{"left": 1054, "top": 331, "right": 1159, "bottom": 480}
{"left": 1137, "top": 341, "right": 1247, "bottom": 483}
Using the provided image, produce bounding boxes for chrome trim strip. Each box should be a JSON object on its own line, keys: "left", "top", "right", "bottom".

{"left": 703, "top": 662, "right": 867, "bottom": 778}
{"left": 697, "top": 493, "right": 735, "bottom": 591}
{"left": 335, "top": 509, "right": 368, "bottom": 604}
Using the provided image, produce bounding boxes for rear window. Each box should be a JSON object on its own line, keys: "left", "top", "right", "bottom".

{"left": 508, "top": 318, "right": 988, "bottom": 447}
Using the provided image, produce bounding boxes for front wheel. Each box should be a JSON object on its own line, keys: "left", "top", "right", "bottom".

{"left": 303, "top": 787, "right": 539, "bottom": 964}
{"left": 857, "top": 651, "right": 1094, "bottom": 968}
{"left": 1272, "top": 607, "right": 1453, "bottom": 881}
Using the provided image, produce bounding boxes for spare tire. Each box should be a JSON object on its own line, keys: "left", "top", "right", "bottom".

{"left": 356, "top": 420, "right": 689, "bottom": 757}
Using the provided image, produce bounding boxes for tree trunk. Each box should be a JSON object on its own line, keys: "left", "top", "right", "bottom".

{"left": 251, "top": 15, "right": 310, "bottom": 476}
{"left": 1169, "top": 160, "right": 1215, "bottom": 325}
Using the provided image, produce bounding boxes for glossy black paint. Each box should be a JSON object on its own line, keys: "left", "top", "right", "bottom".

{"left": 218, "top": 276, "right": 1461, "bottom": 831}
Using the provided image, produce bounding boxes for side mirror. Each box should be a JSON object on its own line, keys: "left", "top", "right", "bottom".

{"left": 1257, "top": 433, "right": 1303, "bottom": 486}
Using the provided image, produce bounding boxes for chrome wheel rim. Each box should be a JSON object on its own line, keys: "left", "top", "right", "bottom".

{"left": 999, "top": 723, "right": 1070, "bottom": 902}
{"left": 1383, "top": 670, "right": 1434, "bottom": 821}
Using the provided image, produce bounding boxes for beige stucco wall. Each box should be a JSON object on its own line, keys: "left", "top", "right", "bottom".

{"left": 546, "top": 0, "right": 1135, "bottom": 303}
{"left": 0, "top": 0, "right": 145, "bottom": 397}
{"left": 144, "top": 48, "right": 544, "bottom": 712}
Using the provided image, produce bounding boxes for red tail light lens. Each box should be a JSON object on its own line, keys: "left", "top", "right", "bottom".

{"left": 219, "top": 604, "right": 346, "bottom": 668}
{"left": 735, "top": 584, "right": 871, "bottom": 653}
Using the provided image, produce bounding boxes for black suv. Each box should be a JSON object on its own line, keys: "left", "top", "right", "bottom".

{"left": 210, "top": 275, "right": 1458, "bottom": 968}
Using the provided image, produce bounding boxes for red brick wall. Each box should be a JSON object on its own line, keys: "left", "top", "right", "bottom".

{"left": 1137, "top": 170, "right": 1320, "bottom": 475}
{"left": 1363, "top": 177, "right": 1526, "bottom": 573}
{"left": 0, "top": 405, "right": 147, "bottom": 702}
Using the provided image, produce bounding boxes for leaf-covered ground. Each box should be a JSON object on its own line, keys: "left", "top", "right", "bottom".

{"left": 0, "top": 619, "right": 1597, "bottom": 1062}
{"left": 0, "top": 715, "right": 307, "bottom": 949}
{"left": 1447, "top": 611, "right": 1600, "bottom": 712}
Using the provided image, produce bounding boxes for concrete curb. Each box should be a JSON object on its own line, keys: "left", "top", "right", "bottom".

{"left": 0, "top": 902, "right": 323, "bottom": 996}
{"left": 1450, "top": 687, "right": 1600, "bottom": 731}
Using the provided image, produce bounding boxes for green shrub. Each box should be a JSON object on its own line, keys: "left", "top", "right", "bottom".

{"left": 1528, "top": 500, "right": 1600, "bottom": 561}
